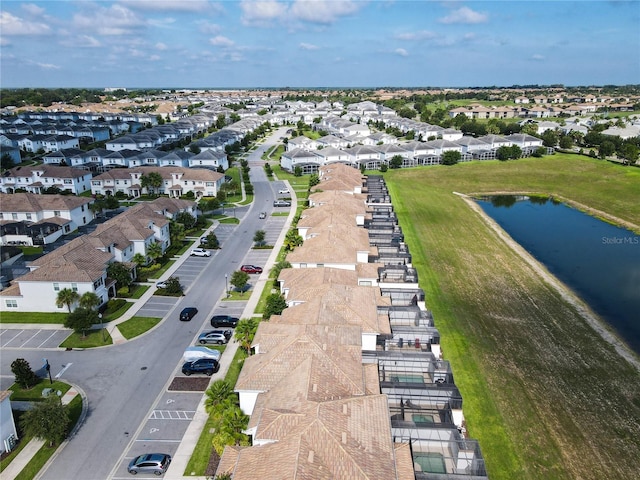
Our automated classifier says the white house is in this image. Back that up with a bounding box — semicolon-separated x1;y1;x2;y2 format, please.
0;391;18;454
0;165;92;195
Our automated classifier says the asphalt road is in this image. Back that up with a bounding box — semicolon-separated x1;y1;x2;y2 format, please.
0;127;291;480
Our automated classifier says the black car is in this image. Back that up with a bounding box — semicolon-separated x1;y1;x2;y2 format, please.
179;307;198;321
182;358;219;376
210;315;239;328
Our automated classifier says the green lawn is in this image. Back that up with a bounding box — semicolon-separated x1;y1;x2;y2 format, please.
117;316;162;339
0;312;68;324
60;329;112;348
385;155;640;480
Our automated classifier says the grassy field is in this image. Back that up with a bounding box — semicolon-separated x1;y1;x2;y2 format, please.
385;155;640;480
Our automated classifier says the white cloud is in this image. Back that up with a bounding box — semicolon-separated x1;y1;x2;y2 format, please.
197;21;221;35
210;35;235;47
300;42;319;50
73;4;145;36
395;48;409;57
27;60;61;70
240;1;288;25
290;0;361;24
21;4;46;16
156;42;169;51
118;1;216;13
396;30;437;41
149;54;161;61
0;11;52;35
439;7;488;24
532;54;545;61
59;34;101;48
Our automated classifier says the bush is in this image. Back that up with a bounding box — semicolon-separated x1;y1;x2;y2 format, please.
11;358;39;389
117;286;131;297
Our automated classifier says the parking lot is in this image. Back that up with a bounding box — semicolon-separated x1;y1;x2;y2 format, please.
0;327;71;349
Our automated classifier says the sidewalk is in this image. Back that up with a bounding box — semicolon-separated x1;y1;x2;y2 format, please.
1;387;81;480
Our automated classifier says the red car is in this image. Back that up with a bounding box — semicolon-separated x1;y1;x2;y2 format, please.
240;265;263;274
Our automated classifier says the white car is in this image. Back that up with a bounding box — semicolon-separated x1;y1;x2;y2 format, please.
190;248;211;257
278;188;290;194
156;281;168;289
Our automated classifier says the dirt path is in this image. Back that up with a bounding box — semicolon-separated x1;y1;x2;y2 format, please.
455;192;640;371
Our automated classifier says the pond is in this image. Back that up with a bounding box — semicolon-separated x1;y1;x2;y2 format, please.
476;195;640;355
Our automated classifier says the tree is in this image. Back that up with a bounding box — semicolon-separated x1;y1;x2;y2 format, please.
202;232;220;249
270;261;292;279
147;172;163;195
253;230;266;247
21;396;70;447
263;293;287;320
509;145;522;159
309;173;320;187
65;306;99;337
234;318;259;352
176;212;197;230
104;195;119;210
107;262;134;291
541;130;559;147
230;270;250;295
521;122;538;136
11;358;39;389
56;288;79;312
620;143;639;165
441;150;461;166
496;145;511;161
164;276;183;295
559;135;574;149
294;166;303;177
1;152;15;170
79;292;101;310
132;253;147;267
389;155;403;169
146;241;163;264
598;140;615;159
204;380;235;415
379;163;388;172
284;229;303;251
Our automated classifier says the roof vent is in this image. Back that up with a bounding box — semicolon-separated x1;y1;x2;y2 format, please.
308;451;314;463
312;384;317;392
342;432;347;444
342;404;348;415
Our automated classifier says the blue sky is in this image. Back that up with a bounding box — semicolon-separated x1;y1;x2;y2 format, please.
1;1;639;88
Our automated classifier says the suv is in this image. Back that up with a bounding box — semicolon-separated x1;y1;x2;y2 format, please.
210;315;239;328
240;265;263;274
190;248;211;257
273;200;291;207
127;453;171;475
182;358;219;376
179;307;198;322
197;330;230;345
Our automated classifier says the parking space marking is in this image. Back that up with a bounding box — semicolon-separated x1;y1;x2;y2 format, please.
149;410;195;420
38;330;61;348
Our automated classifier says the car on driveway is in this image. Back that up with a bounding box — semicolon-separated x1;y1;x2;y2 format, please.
127;453;171;475
273;200;291;207
182;358;219;376
259;211;267;219
179;307;198;322
210;315;239;328
197;330;230;345
240;265;263;274
278;188;290;194
190;248;211;257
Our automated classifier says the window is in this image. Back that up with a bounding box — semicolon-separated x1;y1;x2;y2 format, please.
5;300;17;308
12;213;17;220
71;283;78;292
25;213;32;220
53;283;60;291
54;211;61;217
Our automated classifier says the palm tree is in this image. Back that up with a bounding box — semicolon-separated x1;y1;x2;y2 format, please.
132;253;147;267
234;318;258;353
78;292;101;310
146;241;163;265
205;380;234;416
56;288;79;313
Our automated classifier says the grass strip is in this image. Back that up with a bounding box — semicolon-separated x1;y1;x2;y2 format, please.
117;316;162;340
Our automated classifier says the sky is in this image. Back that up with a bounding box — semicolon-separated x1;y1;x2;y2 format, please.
1;0;639;89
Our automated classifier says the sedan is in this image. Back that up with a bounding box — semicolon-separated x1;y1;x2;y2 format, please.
128;453;171;476
197;330;230;345
259;211;267;219
156;281;168;289
278;188;290;194
182;358;220;376
240;265;263;274
190;248;211;257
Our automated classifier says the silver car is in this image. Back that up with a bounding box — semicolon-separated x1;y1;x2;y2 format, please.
128;453;171;475
197;330;230;345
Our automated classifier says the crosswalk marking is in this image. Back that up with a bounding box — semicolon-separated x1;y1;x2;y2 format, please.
149;410;195;420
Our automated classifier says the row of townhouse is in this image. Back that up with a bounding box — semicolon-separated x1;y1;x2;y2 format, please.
282;133;545;173
42;146;229;172
0;164;93;195
89;166;225;198
0;197;197;312
447;102;638;120
0;193;95;247
218;163;487;479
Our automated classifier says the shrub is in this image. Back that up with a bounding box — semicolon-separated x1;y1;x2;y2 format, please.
11;358;39;389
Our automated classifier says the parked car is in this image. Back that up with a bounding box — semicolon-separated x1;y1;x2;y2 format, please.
156;281;168;289
190;248;211;257
182;358;219;376
200;237;208;244
179;307;198;322
259;211;267;219
210;315;239;328
127;453;171;475
183;346;221;362
240;265;263;274
273;200;291;207
278;188;290;194
197;330;230;345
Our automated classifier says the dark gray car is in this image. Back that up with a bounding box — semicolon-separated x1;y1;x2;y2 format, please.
128;453;171;475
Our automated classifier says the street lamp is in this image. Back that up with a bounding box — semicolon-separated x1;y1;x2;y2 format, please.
99;313;106;342
225;273;229;298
